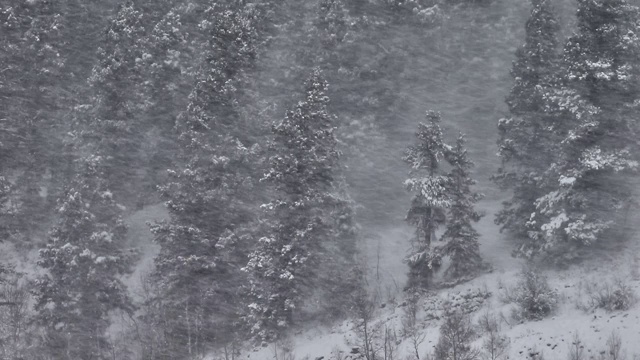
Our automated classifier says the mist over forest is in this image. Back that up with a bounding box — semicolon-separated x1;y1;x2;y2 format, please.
1;0;640;359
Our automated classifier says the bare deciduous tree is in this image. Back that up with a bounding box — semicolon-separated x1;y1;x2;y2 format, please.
402;293;426;360
479;311;509;360
434;307;479;360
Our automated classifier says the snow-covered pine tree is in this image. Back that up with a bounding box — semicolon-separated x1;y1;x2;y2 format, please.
0;0;64;241
494;0;561;244
404;111;450;289
526;0;640;259
150;2;264;356
33;4;150;357
0;0;62;164
316;0;348;49
34;155;135;360
244;68;354;340
564;0;640;106
82;1;146;203
441;133;484;280
0;177;15;243
135;4;196;207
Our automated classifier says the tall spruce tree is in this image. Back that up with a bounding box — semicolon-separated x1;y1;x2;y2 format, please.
526;0;640;259
34;155;135;360
403;111;450;288
244;68;355;340
441;133;484;279
0;0;65;242
150;2;264;356
82;1;145;203
32;3;151;358
136;3;200;206
494;0;561;246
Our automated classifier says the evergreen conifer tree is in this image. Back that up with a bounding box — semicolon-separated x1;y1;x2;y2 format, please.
33;4;149;357
316;0;348;50
403;111;450;288
494;0;561;244
441;133;484;279
244;68;355;340
526;0;640;258
149;2;264;355
0;0;64;241
82;1;146;203
137;5;193;200
34;155;135;360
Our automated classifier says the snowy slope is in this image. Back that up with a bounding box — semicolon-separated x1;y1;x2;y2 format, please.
232;251;640;360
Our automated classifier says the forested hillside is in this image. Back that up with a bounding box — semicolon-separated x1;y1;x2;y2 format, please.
1;0;639;359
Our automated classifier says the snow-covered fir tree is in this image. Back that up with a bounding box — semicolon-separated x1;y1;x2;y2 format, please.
34;155;135;360
150;2;264;356
244;68;356;340
0;0;64;241
526;0;640;260
316;0;348;49
136;4;196;206
403;111;450;288
0;177;15;243
82;1;146;203
32;4;149;358
441;133;484;279
494;0;561;245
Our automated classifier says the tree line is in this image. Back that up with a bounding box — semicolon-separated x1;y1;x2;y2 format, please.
0;0;639;358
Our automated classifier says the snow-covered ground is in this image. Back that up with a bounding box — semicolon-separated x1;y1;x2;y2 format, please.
235;247;640;360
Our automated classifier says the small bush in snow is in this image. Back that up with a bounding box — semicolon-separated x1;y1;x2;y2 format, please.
585;278;636;312
508;267;557;321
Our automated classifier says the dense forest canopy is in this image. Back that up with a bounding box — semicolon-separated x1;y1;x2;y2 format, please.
0;0;639;358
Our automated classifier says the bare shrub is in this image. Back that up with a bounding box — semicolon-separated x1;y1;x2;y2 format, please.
434;308;479;360
330;346;345;360
350;280;401;360
382;325;399;360
402;292;426;360
604;331;625;360
568;332;584;360
418;353;436;360
351;276;378;360
273;338;296;360
584;278;636;312
0;272;37;359
478;311;509;360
